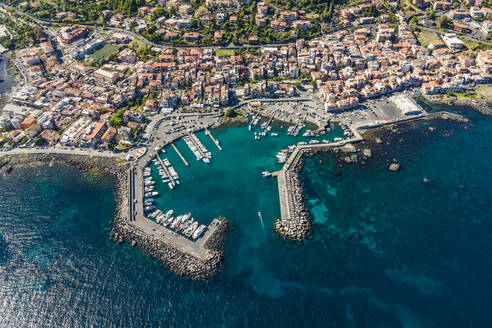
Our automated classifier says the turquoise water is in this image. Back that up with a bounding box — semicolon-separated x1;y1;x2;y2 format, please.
0;110;491;327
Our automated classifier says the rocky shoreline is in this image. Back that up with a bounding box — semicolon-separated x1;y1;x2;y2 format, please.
422;95;492;117
0;153;229;279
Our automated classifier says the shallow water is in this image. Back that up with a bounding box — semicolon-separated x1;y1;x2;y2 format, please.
0;110;491;327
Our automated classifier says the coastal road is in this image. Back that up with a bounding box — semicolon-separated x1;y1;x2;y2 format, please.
0;147;126;159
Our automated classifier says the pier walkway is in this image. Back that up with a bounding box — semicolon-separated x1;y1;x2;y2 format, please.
205;129;222;151
155;154;175;185
171;142;189;166
187;134;206;158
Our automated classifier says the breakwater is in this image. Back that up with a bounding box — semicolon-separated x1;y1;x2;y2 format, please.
0;153;230;279
113;217;230;279
273;111;467;241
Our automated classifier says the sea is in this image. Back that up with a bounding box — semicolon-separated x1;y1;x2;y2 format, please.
0;105;491;327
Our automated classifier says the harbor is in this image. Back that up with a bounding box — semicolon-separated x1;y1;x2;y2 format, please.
129;116;347;268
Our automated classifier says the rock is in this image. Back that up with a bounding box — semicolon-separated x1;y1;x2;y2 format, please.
341;143;356;153
388;163;400;172
423;177;430;184
428;127;436;132
362;149;372;157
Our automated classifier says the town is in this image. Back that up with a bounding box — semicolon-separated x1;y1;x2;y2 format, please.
0;0;491;152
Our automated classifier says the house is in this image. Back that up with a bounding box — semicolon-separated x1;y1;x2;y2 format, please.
293;20;311;30
164;31;179;41
101;127;117;143
183;32;201;41
271;20;287;31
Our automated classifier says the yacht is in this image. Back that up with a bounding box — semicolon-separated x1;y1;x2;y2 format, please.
262;171;272;177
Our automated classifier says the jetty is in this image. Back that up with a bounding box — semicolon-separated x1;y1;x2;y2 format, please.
205;128;222;151
128;167;135;222
187;133;206;158
266;113;275;128
155;154;174;185
274;126;363;240
171;142;189;166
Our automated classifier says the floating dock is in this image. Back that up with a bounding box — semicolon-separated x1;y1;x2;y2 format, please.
205;128;222;151
171;142;189;166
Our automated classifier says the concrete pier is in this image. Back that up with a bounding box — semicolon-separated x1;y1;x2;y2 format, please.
187;133;206;158
171;142;189;166
266;113;275;128
155;154;175;185
205;128;222;151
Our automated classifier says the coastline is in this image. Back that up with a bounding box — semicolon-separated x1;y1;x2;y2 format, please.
0;153;229;279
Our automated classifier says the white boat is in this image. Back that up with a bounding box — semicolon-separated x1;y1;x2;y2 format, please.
192;225;207;239
270;132;278;137
185;222;199;237
168;182;174;190
262;171;271;177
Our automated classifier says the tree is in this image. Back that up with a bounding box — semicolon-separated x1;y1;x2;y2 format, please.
438;16;452;30
225;108;237;118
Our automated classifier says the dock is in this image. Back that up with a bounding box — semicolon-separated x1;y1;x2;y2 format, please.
187;133;207;158
266;113;275;128
205;128;222;151
155;154;175;185
171;142;189;166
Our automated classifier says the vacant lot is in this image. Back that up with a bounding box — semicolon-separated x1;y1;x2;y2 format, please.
417;30;439;47
92;44;121;59
215;49;235;57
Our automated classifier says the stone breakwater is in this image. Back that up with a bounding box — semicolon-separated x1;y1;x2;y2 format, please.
112;218;230;279
274;151;312;241
0;153;230;279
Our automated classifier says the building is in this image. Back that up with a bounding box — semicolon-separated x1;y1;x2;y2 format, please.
441;34;464;49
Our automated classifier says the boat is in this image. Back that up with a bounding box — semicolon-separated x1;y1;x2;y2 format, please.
262;171;272;177
309;140;320;144
203;157;210;164
168;182;174;190
334;137;343;142
185;222;199;237
270;132;278;137
192;225;207;239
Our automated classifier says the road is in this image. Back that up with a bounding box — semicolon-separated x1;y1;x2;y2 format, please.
0;146;125;158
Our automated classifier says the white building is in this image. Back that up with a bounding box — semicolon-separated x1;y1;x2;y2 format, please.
441;34;464;50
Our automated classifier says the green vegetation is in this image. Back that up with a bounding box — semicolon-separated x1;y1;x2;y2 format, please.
437;16;452;30
462;39;492;52
224;108;239;118
446;90;481;100
92;44;121;60
215;49;235;57
417;30;439;47
0;16;46;50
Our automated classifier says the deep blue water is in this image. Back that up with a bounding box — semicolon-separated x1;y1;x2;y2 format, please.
0;107;491;327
